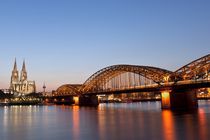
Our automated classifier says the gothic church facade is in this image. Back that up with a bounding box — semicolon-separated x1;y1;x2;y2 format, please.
10;59;36;94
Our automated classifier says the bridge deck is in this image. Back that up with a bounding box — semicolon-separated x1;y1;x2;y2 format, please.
83;80;210;95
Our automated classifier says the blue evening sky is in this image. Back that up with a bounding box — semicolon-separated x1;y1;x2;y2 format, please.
0;0;209;91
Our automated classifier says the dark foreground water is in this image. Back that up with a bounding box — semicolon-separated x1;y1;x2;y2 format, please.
0;101;210;140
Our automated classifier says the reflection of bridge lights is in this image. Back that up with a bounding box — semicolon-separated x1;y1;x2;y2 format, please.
72;105;80;111
162;110;175;140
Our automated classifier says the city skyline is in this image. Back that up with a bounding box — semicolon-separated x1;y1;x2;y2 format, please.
0;0;209;91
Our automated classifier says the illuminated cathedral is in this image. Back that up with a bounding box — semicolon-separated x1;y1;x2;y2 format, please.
10;59;36;95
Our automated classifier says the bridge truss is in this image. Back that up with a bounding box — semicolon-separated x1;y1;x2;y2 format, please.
55;54;210;96
80;65;172;93
172;54;210;81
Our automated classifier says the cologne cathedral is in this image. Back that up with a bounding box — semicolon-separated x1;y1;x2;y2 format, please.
10;59;36;95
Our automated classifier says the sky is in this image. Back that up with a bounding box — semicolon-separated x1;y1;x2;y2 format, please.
0;0;209;91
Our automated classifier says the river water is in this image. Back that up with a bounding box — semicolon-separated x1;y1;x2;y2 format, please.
0;100;210;140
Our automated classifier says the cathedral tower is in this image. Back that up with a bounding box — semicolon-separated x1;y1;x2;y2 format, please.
11;59;19;83
20;60;27;82
10;59;36;94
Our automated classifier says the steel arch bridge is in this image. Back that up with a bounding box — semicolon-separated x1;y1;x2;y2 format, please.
80;65;173;93
54;84;82;96
79;54;210;94
54;54;210;96
171;54;210;81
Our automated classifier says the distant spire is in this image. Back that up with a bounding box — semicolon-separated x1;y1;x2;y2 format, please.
13;58;17;71
20;59;27;81
43;82;46;94
11;58;19;86
22;59;26;72
43;82;46;89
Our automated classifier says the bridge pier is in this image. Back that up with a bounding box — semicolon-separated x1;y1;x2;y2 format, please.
74;95;99;106
161;89;198;110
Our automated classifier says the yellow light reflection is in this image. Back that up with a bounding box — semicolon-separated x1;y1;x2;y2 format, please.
162;110;176;140
72;105;80;139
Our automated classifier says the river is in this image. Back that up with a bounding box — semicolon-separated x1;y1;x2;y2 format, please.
0;100;210;140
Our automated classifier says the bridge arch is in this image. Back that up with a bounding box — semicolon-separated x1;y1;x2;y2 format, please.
172;54;210;81
54;84;82;96
80;65;172;93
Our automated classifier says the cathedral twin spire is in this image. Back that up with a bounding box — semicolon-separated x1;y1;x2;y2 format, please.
11;59;28;82
10;59;36;94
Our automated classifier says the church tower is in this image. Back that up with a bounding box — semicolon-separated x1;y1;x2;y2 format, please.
10;59;36;94
10;59;19;92
20;60;27;82
11;59;19;83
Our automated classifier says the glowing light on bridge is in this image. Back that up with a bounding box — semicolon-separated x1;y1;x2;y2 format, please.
162;91;170;98
164;75;170;83
73;96;79;105
161;91;171;109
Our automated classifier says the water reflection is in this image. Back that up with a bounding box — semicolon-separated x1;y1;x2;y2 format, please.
72;106;80;140
0;101;210;140
198;108;207;140
162;110;175;140
2;106;40;139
